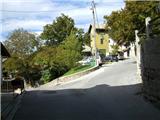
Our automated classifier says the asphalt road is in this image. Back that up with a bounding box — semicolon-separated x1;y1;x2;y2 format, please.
14;59;160;120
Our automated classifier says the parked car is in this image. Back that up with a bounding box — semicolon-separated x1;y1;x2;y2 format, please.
105;55;118;62
78;56;94;65
118;55;124;60
118;51;124;60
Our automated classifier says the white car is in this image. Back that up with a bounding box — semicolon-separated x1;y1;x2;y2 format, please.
78;57;93;65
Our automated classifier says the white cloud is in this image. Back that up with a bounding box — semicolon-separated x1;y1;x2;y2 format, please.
1;0;124;41
2;19;50;32
34;31;42;35
0;34;7;42
76;23;91;31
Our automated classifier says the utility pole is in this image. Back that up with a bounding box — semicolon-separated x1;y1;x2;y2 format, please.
91;0;97;66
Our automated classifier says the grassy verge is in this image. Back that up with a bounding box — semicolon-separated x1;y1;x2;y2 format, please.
63;64;94;76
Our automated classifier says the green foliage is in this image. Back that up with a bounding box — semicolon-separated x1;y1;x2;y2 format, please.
110;44;119;55
3;14;84;85
3;56;24;73
99;49;106;56
59;31;82;68
40;14;77;45
83;32;91;46
105;10;135;46
104;1;159;45
31;46;57;67
3;28;41;85
41;68;53;83
63;65;93;76
28;66;42;80
31;32;82;82
40;64;68;83
125;1;159;30
4;28;40;58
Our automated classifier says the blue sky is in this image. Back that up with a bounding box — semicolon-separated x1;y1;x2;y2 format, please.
0;0;125;42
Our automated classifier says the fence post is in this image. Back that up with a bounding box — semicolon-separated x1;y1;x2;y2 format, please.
145;17;151;39
129;43;136;59
135;30;142;82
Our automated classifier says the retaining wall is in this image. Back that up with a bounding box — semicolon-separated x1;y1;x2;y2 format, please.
141;37;160;101
38;66;99;89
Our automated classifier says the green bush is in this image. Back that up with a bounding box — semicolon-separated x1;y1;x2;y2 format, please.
41;69;50;83
40;68;54;83
40;65;68;83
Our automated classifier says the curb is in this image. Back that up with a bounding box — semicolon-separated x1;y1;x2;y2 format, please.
58;65;99;84
38;65;100;88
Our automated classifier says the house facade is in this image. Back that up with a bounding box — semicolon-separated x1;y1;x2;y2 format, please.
88;24;109;56
0;42;10;83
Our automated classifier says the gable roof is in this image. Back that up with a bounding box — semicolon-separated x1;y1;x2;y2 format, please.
1;42;10;58
88;24;107;33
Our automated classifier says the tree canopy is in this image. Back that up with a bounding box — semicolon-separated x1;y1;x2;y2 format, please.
40;14;77;46
83;32;91;46
4;28;40;58
31;31;82;83
104;1;159;46
3;14;85;85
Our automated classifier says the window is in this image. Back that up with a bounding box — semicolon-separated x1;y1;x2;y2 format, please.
100;34;104;44
100;38;104;44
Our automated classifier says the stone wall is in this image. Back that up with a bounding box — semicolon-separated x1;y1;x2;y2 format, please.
137;17;160;101
141;37;160;100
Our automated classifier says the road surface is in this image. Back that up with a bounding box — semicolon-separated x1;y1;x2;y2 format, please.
14;59;160;120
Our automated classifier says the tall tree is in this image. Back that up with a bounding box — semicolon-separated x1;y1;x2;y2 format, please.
58;31;82;68
3;28;40;83
105;10;134;46
125;1;159;30
40;14;77;45
4;28;40;58
104;1;159;45
31;31;82;83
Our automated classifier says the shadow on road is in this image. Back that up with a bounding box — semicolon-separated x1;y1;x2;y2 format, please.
13;83;160;120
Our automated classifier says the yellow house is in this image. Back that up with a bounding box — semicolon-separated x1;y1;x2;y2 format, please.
88;24;109;56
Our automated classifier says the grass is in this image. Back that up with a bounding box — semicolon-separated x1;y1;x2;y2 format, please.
63;64;94;76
